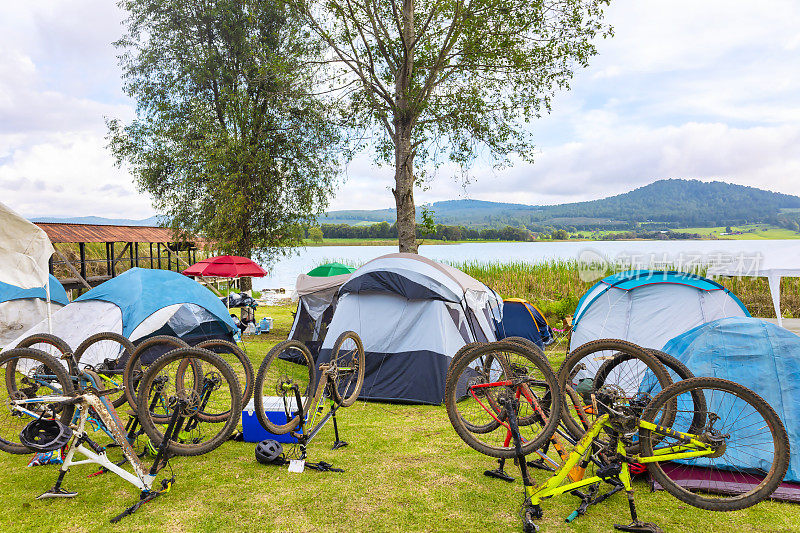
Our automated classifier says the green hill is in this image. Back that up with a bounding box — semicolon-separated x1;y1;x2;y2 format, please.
320;179;800;230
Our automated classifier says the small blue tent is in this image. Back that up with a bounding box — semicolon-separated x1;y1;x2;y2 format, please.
3;268;236;367
0;275;69;346
663;317;800;484
495;298;552;348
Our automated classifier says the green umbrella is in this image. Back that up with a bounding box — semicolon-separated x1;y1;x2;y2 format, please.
307;262;356;277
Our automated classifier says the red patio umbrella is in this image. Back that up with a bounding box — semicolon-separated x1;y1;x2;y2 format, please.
182;255;267;278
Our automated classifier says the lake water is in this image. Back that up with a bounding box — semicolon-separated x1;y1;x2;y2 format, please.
252;240;800;291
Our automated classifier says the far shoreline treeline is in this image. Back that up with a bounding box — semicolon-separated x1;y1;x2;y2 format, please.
308;222;709;243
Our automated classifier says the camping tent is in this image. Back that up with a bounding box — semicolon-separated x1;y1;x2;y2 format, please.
3;268;236;367
287;263;355;358
317;253;502;404
495;298;553;348
661;317;800;496
0;275;69;347
570;270;749;353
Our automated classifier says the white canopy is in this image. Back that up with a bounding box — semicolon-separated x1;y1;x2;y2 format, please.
0;202;54;289
708;250;800;326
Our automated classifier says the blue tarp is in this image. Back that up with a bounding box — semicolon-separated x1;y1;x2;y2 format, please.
0;274;69;306
663;317;800;482
75;268;235;337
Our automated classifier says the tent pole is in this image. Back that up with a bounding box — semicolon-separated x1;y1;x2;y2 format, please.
44;270;53;334
768;274;782;327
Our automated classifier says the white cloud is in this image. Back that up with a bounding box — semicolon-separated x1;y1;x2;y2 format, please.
1;0;800;216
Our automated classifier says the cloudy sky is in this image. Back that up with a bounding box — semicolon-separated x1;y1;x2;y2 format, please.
1;1;799;218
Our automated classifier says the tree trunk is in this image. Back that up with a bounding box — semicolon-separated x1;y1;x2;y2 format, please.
393;122;417;253
393;0;417;254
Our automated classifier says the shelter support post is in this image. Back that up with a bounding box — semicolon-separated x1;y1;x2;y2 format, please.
157;243;162;269
79;242;87;281
110;242;116;277
768;274;783;327
149;243;154;269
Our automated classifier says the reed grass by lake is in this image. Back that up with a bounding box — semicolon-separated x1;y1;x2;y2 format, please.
452;260;800;322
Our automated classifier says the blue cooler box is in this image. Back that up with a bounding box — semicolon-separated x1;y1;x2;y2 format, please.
242;396;304;443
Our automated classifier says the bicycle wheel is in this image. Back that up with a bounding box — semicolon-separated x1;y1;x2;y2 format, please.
195;339;254;409
640;377;790;511
445;340;561;459
557;339;673;442
74;332;135;408
253;340;316;435
446;342;484;380
123;335;189;411
328;331;365;407
595;348;705;438
0;348;75;454
136;347;241;456
14;333;76;373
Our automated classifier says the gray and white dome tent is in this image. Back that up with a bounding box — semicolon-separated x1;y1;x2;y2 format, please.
317;253;502;404
570;270;749;353
288;271;353;359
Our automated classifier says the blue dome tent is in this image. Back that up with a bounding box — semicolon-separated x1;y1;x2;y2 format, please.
0;275;69;347
3;268;235;367
495;298;552;349
663;317;800;482
571;270;749;354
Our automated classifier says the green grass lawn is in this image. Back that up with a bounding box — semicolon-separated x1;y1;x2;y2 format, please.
0;305;797;532
679;225;800;239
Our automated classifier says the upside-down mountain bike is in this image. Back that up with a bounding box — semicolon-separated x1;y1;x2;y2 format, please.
445;339;790;532
253;331;365;471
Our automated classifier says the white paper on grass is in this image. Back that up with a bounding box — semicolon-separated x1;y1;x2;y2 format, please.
288;459;305;473
0;202;54;289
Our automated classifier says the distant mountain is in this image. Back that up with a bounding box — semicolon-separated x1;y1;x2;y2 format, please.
319;179;800;230
32;215;165;227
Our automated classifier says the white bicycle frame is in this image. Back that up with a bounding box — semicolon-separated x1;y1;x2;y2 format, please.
12;392;155;491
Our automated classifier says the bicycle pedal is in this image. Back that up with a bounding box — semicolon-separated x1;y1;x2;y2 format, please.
484;468;515;482
37;487;78;499
614;521;664;533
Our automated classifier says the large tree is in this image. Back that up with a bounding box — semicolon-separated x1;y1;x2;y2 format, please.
108;0;341;273
296;0;611;252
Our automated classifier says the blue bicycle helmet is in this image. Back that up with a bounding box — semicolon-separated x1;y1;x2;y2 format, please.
20;419;73;452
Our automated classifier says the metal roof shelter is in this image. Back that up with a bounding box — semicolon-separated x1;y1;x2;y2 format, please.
34;222;202;293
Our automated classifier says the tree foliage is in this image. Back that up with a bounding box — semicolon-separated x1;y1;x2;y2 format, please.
296;0;611;251
108;0;341;262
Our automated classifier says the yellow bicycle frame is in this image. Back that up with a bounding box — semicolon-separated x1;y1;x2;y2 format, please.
526;414;716;504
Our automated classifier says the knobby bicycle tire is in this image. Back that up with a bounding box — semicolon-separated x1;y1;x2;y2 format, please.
74;331;135;408
445;340;561;459
195;338;255;409
639;377;790;511
123;335;189;411
328;331;365;407
0;348;75;454
557;339;673;442
136;347;241;457
253;340;317;435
